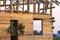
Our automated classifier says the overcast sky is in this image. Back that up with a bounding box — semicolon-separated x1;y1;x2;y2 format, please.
52;4;60;34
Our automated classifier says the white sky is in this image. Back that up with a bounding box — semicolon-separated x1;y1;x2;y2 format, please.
52;4;60;34
0;0;60;34
33;20;42;32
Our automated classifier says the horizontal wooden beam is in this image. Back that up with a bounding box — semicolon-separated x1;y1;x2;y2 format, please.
0;7;55;11
40;7;55;10
0;2;41;7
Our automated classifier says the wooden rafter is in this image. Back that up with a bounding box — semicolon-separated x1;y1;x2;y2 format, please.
40;7;55;10
33;0;36;14
38;0;40;14
0;0;56;15
16;0;19;13
27;0;30;13
50;0;52;16
23;0;24;13
3;0;6;12
0;1;1;10
10;0;13;12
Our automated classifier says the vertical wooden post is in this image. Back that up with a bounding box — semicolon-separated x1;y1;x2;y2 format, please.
38;0;40;14
16;0;19;13
23;0;24;13
50;0;52;16
10;0;13;13
42;2;44;14
27;0;30;13
3;0;6;12
50;0;53;37
0;0;1;12
13;4;14;12
33;0;36;14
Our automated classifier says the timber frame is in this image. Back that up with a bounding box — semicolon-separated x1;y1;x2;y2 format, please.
0;0;55;15
0;0;55;40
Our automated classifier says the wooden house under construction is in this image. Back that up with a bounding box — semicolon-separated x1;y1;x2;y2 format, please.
0;0;55;40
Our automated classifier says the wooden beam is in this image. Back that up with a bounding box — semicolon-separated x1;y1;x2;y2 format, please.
5;0;6;12
10;0;13;12
3;0;6;12
40;7;55;10
16;0;19;13
38;0;40;14
42;3;44;14
33;0;36;14
0;0;1;12
50;0;52;16
23;0;24;13
0;1;53;6
0;2;40;7
27;0;30;13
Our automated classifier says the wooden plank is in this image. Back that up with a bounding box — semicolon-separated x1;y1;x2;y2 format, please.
40;7;55;10
0;1;1;12
10;0;13;12
42;3;44;14
50;0;52;16
33;0;36;14
38;0;40;14
3;0;6;12
17;0;19;13
27;0;30;13
23;0;24;13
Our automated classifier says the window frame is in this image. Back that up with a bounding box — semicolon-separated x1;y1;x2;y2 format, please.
33;19;43;35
